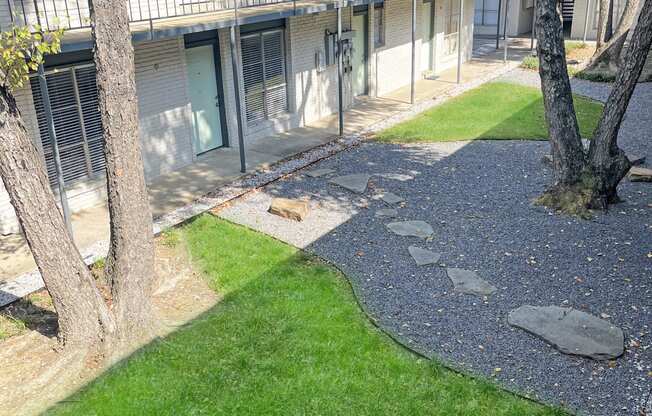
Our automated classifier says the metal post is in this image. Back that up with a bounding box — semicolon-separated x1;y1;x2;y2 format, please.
582;0;590;43
495;0;502;49
230;15;246;172
33;0;73;236
530;0;537;50
456;0;463;84
410;0;416;103
337;3;344;136
503;0;510;63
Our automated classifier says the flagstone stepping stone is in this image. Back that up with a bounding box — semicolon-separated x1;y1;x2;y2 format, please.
446;268;496;297
627;154;645;166
306;168;335;178
379;192;405;205
329;174;371;194
508;306;624;360
268;198;310;221
375;209;398;218
386;221;434;239
408;246;441;266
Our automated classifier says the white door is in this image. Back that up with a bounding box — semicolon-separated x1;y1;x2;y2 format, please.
352;14;368;97
421;1;433;72
185;44;223;154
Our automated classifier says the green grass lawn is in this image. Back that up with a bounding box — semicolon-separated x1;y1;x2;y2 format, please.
376;82;603;143
47;216;564;415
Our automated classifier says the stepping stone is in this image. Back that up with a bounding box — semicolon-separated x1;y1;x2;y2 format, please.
329;174;371;194
446;268;496;297
375;209;398;218
508;306;624;360
306;168;335;178
268;198;310;222
386;221;434;239
629;166;652;182
379;192;404;205
408;246;441;266
375;173;415;181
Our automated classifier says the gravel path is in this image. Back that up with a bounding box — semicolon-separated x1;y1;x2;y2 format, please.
219;72;651;415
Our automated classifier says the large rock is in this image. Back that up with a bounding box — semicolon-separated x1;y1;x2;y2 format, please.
629;166;652;182
408;246;441;266
268;198;310;221
508;306;624;360
446;268;496;297
386;220;434;239
329;174;371;194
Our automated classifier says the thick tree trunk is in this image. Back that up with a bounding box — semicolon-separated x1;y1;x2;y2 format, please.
0;86;115;348
89;0;156;344
587;0;652;206
596;0;611;48
587;0;640;73
535;0;586;185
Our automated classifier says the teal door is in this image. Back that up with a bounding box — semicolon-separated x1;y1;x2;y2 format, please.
185;44;223;154
352;14;368;97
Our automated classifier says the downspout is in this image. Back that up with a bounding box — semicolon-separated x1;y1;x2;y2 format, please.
337;1;344;136
230;1;246;173
410;0;416;104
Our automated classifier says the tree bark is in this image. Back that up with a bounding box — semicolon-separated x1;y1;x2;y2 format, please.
596;0;611;48
89;0;156;344
587;0;652;206
535;0;586;185
587;0;641;73
0;86;115;349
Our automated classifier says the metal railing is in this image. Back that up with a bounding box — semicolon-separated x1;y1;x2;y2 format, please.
1;0;295;32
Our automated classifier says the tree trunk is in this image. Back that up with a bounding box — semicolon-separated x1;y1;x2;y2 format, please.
89;0;156;345
587;0;641;73
596;0;611;48
587;0;652;206
0;86;115;349
535;0;586;185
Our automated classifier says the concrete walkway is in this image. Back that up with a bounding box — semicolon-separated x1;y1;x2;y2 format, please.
0;36;531;284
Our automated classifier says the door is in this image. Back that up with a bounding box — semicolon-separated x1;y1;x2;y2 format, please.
421;1;433;72
351;14;368;97
185;44;223;154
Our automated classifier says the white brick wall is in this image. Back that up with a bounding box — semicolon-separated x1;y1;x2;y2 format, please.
135;38;195;179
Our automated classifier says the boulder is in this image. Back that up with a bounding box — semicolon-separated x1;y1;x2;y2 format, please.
629;166;652;182
268;198;310;221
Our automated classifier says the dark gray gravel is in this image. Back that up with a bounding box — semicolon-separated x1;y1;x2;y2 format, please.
220;74;652;415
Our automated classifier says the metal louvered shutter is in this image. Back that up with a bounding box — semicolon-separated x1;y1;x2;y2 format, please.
241;28;287;126
29;65;105;188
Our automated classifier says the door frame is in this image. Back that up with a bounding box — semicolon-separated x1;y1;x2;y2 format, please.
184;31;229;149
352;6;369;96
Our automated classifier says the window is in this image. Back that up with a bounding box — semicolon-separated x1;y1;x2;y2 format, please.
374;3;385;48
30;65;105;188
241;28;288;125
444;0;460;56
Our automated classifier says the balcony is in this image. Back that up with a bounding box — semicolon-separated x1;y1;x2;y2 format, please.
1;0;342;49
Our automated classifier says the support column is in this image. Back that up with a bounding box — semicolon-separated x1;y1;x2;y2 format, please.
503;0;510;63
410;0;416;104
530;0;537;50
36;65;73;236
337;3;344;136
496;0;503;49
230;24;247;173
456;0;464;84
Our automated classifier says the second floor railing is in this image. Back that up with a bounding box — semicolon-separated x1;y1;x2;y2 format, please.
1;0;296;32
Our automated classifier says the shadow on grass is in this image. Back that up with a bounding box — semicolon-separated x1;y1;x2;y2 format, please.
45;216;563;416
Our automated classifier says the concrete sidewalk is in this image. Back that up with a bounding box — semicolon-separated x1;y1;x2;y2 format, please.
0;37;531;284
